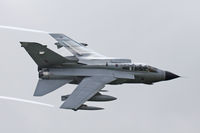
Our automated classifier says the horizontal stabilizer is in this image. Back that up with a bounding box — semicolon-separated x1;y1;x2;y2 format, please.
34;79;71;96
21;42;68;68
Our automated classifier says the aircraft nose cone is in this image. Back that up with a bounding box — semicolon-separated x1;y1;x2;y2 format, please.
165;71;180;80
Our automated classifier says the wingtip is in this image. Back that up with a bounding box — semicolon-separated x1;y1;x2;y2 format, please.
49;33;67;39
49;33;62;36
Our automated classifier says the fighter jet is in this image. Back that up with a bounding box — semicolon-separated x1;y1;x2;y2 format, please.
20;33;179;111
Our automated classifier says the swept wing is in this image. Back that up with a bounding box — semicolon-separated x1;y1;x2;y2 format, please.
49;33;132;64
49;33;105;58
60;76;116;110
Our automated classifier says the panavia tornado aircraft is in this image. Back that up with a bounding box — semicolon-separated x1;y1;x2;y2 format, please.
20;33;180;111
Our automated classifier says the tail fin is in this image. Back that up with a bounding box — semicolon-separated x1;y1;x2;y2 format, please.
20;42;67;68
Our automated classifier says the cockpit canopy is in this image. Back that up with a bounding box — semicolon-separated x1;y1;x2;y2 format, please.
122;64;157;72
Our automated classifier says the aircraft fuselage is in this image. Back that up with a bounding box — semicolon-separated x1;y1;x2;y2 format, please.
39;63;177;85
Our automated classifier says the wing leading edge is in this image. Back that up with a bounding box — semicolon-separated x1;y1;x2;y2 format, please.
49;33;105;58
49;33;132;65
60;76;116;110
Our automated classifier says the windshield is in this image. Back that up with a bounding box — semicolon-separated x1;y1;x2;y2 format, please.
135;65;157;72
122;64;157;72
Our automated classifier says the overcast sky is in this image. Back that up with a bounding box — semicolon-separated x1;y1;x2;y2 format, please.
0;0;199;133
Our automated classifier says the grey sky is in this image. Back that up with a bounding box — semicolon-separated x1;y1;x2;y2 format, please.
0;0;199;133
